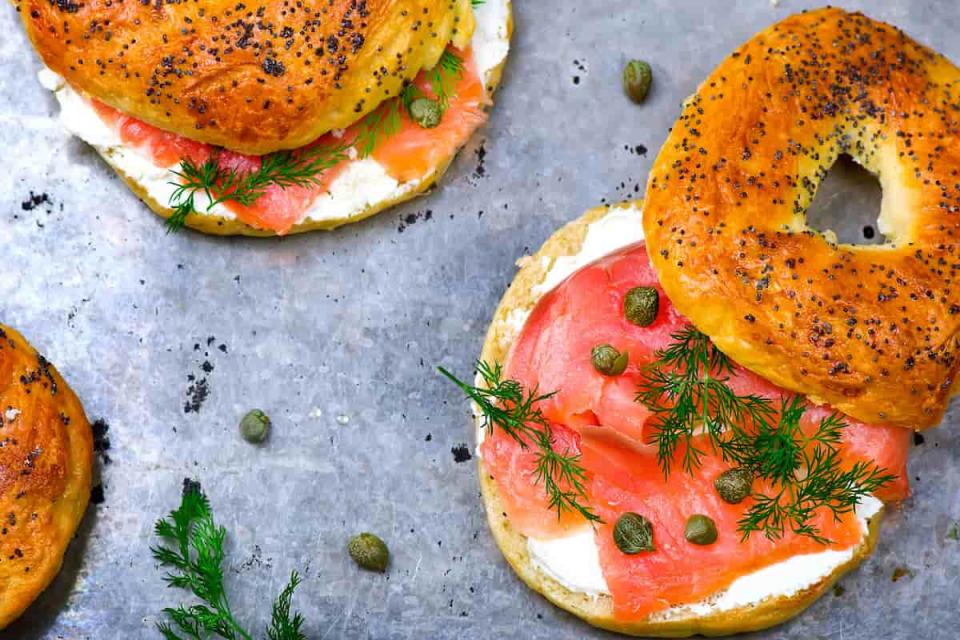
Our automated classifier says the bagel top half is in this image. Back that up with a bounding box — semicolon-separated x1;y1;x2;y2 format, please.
15;0;475;155
643;7;960;429
0;325;93;629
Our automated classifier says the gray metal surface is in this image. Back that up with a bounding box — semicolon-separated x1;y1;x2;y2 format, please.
1;1;957;638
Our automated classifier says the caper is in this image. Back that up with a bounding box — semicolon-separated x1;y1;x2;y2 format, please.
623;60;653;104
409;98;442;129
348;532;390;572
239;409;270;443
623;286;659;326
613;512;655;554
684;514;718;545
714;467;754;504
591;344;629;376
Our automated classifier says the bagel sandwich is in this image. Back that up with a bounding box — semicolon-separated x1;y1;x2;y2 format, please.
454;201;908;636
0;325;93;629
15;0;512;235
438;8;947;635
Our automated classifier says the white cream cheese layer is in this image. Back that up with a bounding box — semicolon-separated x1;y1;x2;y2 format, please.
481;202;882;614
38;0;511;226
532;203;647;296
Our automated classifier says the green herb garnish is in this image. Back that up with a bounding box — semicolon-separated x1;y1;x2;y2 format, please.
635;325;773;475
439;361;601;524
166;144;347;232
636;326;896;543
152;479;306;640
166;51;466;232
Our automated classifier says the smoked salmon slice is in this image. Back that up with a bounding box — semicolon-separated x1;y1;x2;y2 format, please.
481;242;910;620
87;48;487;234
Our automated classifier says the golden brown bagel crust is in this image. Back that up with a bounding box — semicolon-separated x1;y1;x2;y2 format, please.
15;0;474;155
0;325;92;629
477;203;884;637
643;8;960;429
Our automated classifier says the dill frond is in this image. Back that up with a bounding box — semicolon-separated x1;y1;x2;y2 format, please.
166;144;346;233
439;362;602;523
152;480;307;639
636;325;895;543
636;325;774;475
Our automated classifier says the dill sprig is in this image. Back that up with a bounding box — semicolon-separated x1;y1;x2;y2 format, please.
166;143;347;233
736;397;896;543
165;50;466;232
636;326;896;543
352;99;405;160
635;326;774;475
439;361;602;524
428;50;466;110
152;479;307;640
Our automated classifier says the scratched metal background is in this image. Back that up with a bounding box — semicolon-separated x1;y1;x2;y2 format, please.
1;0;958;638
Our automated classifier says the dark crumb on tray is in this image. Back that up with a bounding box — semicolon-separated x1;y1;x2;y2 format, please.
891;566;912;582
452;444;472;463
184;375;210;413
474;141;487;179
92;418;112;465
398;209;433;233
21;191;51;211
183;338;227;413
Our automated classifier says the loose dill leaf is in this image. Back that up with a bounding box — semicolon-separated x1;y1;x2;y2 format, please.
152;480;307;640
636;325;895;543
439;362;602;523
471;0;485;7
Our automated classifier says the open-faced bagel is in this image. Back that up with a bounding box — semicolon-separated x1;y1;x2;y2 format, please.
0;325;92;629
16;0;475;155
643;7;960;429
476;203;884;637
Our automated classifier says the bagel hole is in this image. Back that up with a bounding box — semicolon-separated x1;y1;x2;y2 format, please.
805;154;885;245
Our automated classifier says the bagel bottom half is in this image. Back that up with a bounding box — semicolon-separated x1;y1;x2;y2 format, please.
474;202;883;637
0;325;92;629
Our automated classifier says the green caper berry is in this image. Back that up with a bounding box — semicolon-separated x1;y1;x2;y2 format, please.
239;409;270;443
348;532;390;572
714;467;754;504
409;98;442;129
613;512;655;554
623;60;653;104
623;286;659;326
684;514;718;545
591;344;629;376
